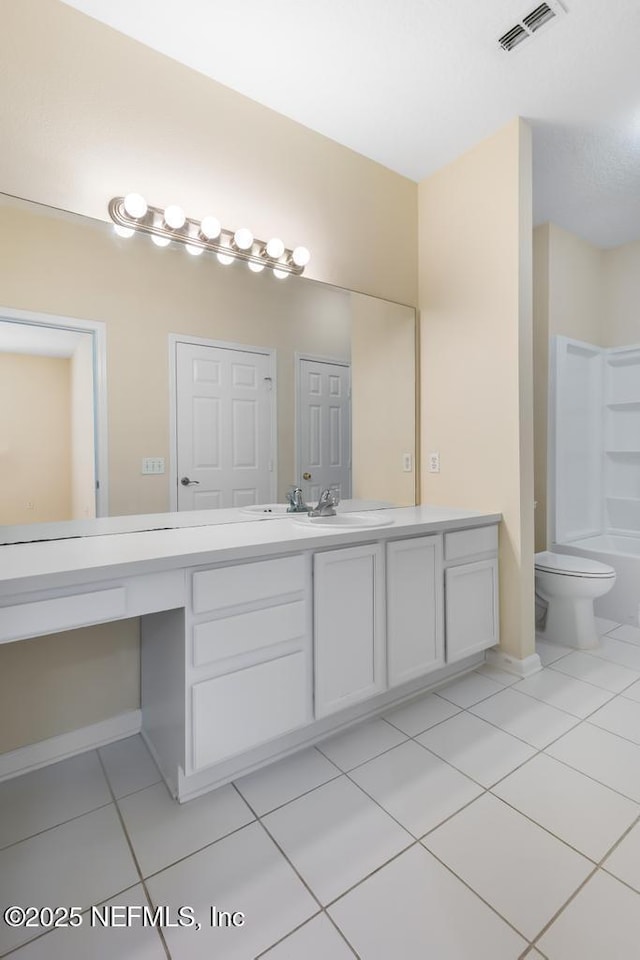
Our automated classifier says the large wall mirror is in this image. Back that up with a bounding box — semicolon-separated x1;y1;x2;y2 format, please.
0;194;416;543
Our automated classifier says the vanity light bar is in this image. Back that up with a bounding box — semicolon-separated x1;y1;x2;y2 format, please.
108;196;310;277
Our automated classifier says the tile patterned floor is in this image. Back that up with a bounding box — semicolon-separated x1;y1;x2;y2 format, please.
2;618;640;958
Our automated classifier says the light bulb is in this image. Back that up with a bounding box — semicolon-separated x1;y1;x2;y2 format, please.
114;224;134;239
265;237;285;259
200;216;221;240
123;193;147;219
164;205;186;230
185;244;204;256
151;234;171;247
248;261;265;273
292;246;311;268
217;252;235;265
234;227;254;250
273;267;289;280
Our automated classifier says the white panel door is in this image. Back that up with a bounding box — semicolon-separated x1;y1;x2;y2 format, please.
387;535;444;686
297;358;351;505
176;342;274;510
314;543;385;718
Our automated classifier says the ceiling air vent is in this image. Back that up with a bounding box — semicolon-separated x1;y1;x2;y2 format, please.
523;3;557;33
498;24;529;52
498;0;566;52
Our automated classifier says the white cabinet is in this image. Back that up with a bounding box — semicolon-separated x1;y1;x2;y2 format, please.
139;521;500;800
386;535;444;686
445;557;499;662
314;543;385;718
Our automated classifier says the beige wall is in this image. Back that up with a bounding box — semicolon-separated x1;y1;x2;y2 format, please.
603;240;640;347
0;353;72;524
0;0;418;306
351;294;416;505
419;119;535;661
533;223;604;550
0;620;139;753
0;0;418;750
533;228;640;549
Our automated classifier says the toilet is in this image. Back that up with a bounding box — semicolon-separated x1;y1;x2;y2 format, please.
534;551;616;649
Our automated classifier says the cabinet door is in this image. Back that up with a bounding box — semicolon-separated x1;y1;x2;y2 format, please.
314;543;385;718
445;558;499;662
191;651;308;770
387;536;444;687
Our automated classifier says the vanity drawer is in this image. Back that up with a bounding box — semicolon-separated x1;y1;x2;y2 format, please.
0;587;127;643
192;555;305;614
444;525;498;562
192;600;306;667
191;651;308;769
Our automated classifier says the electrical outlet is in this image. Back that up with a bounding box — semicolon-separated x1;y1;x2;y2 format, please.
402;453;412;472
142;458;165;475
428;451;440;473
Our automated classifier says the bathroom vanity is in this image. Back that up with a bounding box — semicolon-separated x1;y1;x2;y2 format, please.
0;506;500;801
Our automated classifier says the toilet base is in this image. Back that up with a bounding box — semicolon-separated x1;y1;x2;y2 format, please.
540;595;599;649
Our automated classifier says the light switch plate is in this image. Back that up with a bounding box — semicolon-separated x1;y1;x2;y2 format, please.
142;457;165;475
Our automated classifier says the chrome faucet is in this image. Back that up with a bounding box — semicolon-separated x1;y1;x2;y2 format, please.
285;486;310;513
309;488;340;517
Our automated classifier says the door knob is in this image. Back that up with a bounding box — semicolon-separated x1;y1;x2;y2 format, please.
302;472;312;480
180;476;200;486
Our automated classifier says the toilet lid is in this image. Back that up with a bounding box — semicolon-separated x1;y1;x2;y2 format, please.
535;551;616;579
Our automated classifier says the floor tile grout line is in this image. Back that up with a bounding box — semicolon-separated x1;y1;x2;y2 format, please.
0;880;147;960
514;796;640;951
539;742;640;807
257;732;582;949
380;704;462;740
525;862;601;952
584;715;640;750
0;796;115;854
414;842;535;946
133;817;257;884
230;781;364;960
546;660;640;695
314;733;410;776
503;678;617;721
96;750;173;960
592;810;640;872
410;701;640;857
234;769;344;819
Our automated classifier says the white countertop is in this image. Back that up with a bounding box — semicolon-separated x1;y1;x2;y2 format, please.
0;505;501;597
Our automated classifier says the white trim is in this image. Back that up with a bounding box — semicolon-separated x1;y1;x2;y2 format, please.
484;648;542;677
0;306;109;517
168;334;278;511
294;352;351;494
0;709;141;782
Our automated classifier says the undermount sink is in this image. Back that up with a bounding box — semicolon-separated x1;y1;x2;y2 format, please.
241;504;289;516
293;512;395;530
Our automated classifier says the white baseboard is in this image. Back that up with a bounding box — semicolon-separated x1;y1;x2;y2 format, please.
485;648;542;678
0;710;142;782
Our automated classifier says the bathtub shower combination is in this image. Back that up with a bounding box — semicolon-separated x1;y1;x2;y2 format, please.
547;336;640;628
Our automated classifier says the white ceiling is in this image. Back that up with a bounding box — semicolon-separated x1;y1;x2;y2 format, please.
0;321;88;358
61;0;640;247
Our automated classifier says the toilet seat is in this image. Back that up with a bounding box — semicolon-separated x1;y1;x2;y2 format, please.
534;551;615;579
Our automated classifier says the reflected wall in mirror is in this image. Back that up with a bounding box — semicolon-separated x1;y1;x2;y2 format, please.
0;194;416;540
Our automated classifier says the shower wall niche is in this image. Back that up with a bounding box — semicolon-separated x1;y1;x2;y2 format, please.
551;336;640;544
